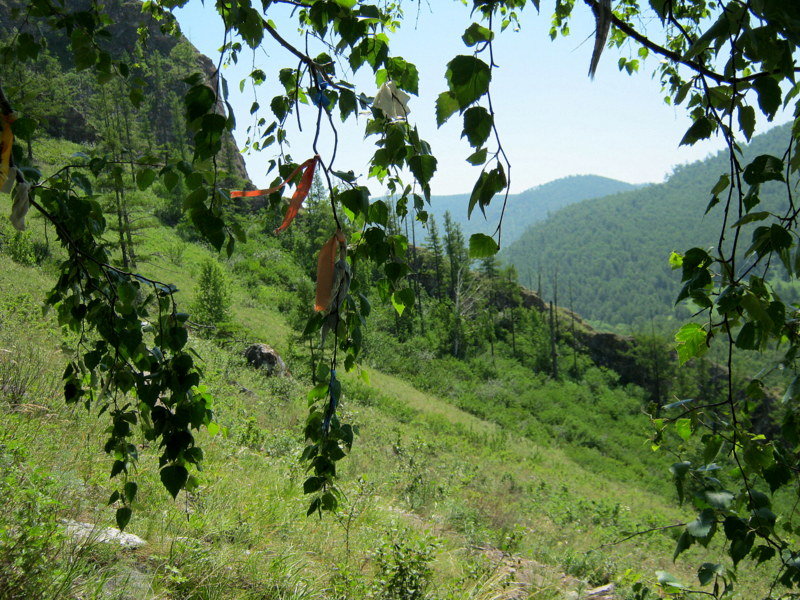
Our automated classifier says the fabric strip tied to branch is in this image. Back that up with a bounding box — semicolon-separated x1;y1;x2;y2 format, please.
0;113;15;191
230;155;319;233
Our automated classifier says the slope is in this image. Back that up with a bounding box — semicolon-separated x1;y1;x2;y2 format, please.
0;187;698;599
501;122;795;327
426;175;638;246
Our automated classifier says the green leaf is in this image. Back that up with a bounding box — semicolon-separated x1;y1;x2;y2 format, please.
304;476;325;494
684;10;731;59
11;116;36;140
321;491;338;511
462;23;494;47
124;481;138;503
445;55;491;109
732;211;770;227
656;571;685;592
735;322;758;349
675;418;692;441
306;497;321;517
116;507;132;531
136;168;156;191
435;91;459;126
730;532;755;566
160;465;189;499
738;105;756;140
468;166;506;218
469;233;499;258
743;155;785;185
462;106;492;148
339;88;357;120
385;57;419;95
675;323;707;365
390;288;415;316
184;84;216;122
680;117;715;146
673;530;693;560
753;76;782;119
191;206;226;251
741;292;774;330
466;148;488;165
339;187;370;218
784;376;800;404
408;154;437;187
752;545;776;565
704;490;734;510
710;173;730;196
369;200;389;226
698;563;724;586
670;461;691;504
687;508;716;540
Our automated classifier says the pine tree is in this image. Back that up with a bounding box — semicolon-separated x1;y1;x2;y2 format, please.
425;215;444;299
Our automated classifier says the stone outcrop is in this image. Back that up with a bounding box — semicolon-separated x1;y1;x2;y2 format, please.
61;519;146;549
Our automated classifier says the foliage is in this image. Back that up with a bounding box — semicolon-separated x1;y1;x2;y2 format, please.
0;246;694;599
0;443;64;600
2;0;800;596
371;529;438;600
192;257;233;324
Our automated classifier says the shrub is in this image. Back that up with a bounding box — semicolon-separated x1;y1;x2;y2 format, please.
372;529;438;600
191;258;232;324
0;444;64;600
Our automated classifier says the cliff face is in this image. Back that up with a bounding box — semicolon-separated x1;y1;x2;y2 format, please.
1;0;250;183
519;288;650;386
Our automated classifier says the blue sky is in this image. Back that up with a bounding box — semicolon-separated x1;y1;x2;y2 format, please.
175;1;787;196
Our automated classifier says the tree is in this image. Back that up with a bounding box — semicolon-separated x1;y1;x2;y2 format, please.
424;215;444;299
2;2;800;594
192;258;233;324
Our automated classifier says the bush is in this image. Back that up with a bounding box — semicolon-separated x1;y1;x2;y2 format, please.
372;529;438;600
191;258;233;324
0;444;64;599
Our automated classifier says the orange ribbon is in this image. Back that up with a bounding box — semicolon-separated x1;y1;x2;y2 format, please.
0;114;16;190
315;229;347;313
230;155;319;234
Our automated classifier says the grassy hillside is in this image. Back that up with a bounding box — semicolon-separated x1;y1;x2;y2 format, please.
0;5;785;597
9;131;786;597
502;123;795;328
0;189;697;600
425;175;637;247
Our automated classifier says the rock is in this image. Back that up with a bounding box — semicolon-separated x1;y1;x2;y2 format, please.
102;566;153;600
244;343;289;376
61;519;146;549
584;583;615;599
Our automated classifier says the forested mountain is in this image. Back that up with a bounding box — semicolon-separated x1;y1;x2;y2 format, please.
502;122;796;327
426;174;637;246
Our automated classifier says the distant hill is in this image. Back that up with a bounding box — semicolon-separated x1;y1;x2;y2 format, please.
502;123;795;328
427;174;638;246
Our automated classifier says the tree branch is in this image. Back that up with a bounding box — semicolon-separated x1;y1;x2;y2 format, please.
582;0;800;85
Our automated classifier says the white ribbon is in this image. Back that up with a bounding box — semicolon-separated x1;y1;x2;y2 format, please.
373;81;411;120
10;180;30;231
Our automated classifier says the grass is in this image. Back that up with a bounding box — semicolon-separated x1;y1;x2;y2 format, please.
0;142;778;598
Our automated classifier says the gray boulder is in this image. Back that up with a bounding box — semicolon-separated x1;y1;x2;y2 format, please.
244;343;289;376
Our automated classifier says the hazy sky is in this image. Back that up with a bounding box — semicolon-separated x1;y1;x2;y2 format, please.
175;1;787;196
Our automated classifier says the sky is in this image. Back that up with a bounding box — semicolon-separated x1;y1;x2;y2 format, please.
174;1;788;196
